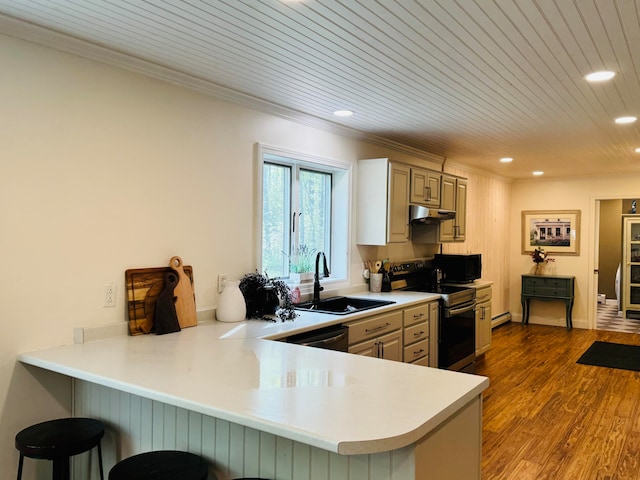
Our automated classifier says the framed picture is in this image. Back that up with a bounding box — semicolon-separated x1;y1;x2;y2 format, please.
521;210;580;255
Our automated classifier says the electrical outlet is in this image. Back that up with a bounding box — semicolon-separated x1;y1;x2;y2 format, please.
103;283;116;307
218;274;227;293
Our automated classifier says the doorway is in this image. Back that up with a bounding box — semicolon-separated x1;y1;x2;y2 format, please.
596;198;640;333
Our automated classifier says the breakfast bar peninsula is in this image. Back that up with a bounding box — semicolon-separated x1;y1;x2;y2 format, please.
19;300;488;480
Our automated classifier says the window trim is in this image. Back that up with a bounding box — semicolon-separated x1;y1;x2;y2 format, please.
255;143;352;293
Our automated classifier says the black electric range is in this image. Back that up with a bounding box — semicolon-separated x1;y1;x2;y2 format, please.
388;260;475;308
388;259;477;372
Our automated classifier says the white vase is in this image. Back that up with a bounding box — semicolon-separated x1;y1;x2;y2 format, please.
216;280;246;323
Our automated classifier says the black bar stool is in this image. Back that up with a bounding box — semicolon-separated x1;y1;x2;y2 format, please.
108;450;209;480
15;417;105;480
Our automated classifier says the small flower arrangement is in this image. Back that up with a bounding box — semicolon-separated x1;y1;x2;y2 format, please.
530;247;554;274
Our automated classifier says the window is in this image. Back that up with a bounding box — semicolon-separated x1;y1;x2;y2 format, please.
257;144;350;287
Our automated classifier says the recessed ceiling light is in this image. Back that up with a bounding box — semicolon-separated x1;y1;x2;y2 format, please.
334;110;353;117
615;116;637;124
585;71;616;82
532;171;544;176
499;157;513;163
635;148;640;153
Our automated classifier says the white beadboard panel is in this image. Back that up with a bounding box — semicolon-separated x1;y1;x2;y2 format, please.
1;1;640;179
442;164;512;321
73;379;423;480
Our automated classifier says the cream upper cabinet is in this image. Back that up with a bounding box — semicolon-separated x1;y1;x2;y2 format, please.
440;175;467;242
410;168;441;207
357;159;409;245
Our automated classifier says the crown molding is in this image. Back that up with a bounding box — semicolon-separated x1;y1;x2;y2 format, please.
0;13;450;164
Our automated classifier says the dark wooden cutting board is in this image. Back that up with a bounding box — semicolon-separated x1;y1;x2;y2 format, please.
125;265;195;336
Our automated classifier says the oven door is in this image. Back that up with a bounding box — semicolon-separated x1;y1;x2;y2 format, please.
438;301;476;372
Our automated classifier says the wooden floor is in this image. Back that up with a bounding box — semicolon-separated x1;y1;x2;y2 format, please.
476;322;640;480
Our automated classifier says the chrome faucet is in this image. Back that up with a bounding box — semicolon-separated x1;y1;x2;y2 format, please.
312;251;330;308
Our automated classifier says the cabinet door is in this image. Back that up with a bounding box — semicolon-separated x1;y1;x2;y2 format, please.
440;176;467;242
378;330;402;362
475;300;492;355
387;163;410;243
439;175;456;241
348;331;402;362
410;168;440;206
428;301;439;368
348;338;378;357
454;178;467;240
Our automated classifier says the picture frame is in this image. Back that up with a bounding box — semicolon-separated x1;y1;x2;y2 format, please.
521;210;580;255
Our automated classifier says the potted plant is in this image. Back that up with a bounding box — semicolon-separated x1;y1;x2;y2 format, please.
286;244;316;284
238;271;297;322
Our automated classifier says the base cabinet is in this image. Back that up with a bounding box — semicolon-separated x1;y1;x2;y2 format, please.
347;310;403;360
475;285;492;356
347;301;439;366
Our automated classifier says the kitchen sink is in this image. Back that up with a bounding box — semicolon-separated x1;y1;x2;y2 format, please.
294;296;396;315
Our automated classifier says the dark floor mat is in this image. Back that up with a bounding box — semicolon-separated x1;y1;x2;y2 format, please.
577;341;640;372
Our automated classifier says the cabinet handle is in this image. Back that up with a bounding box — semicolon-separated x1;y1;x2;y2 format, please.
424;186;432;202
413;348;425;357
413;312;425;319
365;322;391;334
414;331;425;337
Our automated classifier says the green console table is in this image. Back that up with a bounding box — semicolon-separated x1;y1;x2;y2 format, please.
521;274;575;330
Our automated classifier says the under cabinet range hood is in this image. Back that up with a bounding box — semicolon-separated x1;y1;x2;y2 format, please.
409;204;456;224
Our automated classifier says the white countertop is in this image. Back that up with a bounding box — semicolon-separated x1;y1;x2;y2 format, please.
18;290;489;455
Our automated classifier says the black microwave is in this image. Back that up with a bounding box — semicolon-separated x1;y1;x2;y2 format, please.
434;254;482;283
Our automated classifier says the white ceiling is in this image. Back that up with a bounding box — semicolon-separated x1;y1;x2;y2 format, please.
1;0;639;179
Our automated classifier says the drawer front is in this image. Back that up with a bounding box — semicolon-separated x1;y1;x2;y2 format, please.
410;354;430;367
404;338;428;363
403;321;429;345
404;303;430;327
523;276;546;289
475;286;492;303
346;310;403;345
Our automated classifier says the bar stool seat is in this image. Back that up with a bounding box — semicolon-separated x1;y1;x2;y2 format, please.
108;450;208;480
15;417;105;480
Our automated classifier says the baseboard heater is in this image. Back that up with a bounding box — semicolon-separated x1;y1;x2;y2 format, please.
491;312;511;329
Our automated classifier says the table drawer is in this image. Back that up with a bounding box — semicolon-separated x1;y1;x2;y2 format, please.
404;338;428;363
526;287;570;297
404;321;429;345
523;277;571;296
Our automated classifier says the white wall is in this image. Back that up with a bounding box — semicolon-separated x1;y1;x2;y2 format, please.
0;33;457;478
510;174;640;329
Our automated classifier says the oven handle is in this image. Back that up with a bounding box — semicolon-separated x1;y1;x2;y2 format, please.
447;302;476;316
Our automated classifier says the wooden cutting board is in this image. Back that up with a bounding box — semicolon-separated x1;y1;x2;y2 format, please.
125;263;195;336
169;256;198;329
